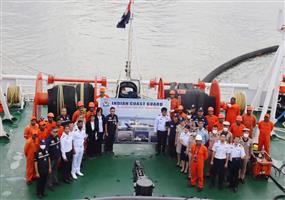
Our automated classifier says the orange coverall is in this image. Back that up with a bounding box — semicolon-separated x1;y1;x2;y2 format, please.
242;114;256;138
24;137;39;182
190;144;208;189
24;124;39;139
179;112;188;120
206;115;218;132
37;129;49;141
72;110;81;123
46;121;56;135
258;120;273;154
223;104;240;125
230;123;246;137
170;98;179;118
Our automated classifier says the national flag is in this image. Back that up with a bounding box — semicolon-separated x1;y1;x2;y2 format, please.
116;0;132;28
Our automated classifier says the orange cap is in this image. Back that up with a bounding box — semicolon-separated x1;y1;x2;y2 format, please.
100;87;106;93
31;116;37;120
208;107;214;111
218;113;225;119
48;113;54;118
265;113;270;118
77;101;84;107
39;121;46;126
236;115;242;121
246;105;253;111
169;90;175;95
88;102;95;108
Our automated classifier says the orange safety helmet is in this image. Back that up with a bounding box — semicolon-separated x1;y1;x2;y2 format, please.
88;102;95;108
77;101;84;107
47;112;54;118
100;87;106;93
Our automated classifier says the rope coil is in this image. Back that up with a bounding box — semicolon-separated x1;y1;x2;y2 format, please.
7;85;21;106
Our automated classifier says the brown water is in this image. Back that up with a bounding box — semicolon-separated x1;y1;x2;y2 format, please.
2;0;283;82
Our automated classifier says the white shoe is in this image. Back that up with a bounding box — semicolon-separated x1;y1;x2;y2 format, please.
71;173;78;179
76;171;84;176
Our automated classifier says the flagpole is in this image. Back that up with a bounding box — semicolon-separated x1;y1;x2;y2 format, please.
126;0;133;80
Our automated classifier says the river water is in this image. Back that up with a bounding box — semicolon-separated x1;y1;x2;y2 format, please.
2;0;284;83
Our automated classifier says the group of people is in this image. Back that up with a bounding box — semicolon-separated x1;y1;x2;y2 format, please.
24;88;118;199
24;87;274;197
154;91;274;192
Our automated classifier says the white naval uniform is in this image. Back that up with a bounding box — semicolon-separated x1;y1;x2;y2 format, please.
71;128;87;175
60;132;73;160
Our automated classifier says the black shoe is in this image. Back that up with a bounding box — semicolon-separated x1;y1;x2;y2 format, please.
241;179;245;184
48;186;54;191
68;177;73;182
233;187;238;193
155;153;160;156
198;188;203;192
42;193;48;197
37;194;43;199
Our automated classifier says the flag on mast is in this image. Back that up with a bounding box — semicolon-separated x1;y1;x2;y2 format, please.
116;0;132;28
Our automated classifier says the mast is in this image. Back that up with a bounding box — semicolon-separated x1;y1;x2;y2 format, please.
125;0;133;80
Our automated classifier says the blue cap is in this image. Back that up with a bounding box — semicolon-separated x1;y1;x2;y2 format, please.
198;107;203;112
180;118;186;122
191;104;196;108
40;140;46;145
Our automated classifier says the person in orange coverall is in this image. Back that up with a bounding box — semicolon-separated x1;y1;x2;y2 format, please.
85;102;96;122
169;90;179;118
230;116;246;137
258;114;274;154
37;121;49;141
223;97;240;125
177;105;187;120
46;112;56;135
95;87;110;107
242;105;256;138
72;101;85;123
190;134;208;191
24;116;39;139
24;133;39;184
214;113;225;132
206;107;218;132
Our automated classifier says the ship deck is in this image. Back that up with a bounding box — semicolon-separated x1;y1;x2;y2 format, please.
0;103;285;199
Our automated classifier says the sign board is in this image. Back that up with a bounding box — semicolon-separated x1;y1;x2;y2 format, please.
99;98;170;143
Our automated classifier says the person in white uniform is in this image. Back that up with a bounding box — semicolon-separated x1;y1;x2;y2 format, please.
60;125;74;183
71;120;87;179
228;136;245;192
